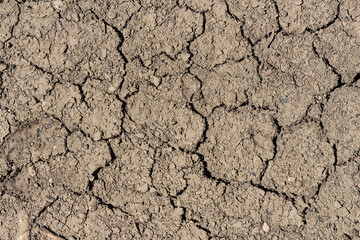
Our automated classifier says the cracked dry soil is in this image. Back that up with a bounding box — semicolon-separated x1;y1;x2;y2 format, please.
0;0;360;239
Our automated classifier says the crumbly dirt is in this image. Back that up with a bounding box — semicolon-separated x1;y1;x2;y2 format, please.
0;0;359;239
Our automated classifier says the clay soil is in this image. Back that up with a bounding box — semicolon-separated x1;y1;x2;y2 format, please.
1;0;360;239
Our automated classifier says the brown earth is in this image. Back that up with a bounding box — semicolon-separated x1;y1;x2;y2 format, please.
0;0;360;239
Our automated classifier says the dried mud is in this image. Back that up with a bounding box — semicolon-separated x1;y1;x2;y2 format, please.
0;0;360;239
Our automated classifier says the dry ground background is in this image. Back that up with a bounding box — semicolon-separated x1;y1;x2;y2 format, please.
0;0;360;239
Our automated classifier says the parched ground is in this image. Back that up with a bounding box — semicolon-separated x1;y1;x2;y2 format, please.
0;0;360;239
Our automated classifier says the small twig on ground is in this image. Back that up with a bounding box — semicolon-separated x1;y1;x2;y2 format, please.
37;226;66;240
17;210;30;240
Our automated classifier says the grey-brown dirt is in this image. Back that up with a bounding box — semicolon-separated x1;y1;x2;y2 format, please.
0;0;360;239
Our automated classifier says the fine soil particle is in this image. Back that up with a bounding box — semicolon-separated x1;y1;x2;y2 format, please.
1;0;360;239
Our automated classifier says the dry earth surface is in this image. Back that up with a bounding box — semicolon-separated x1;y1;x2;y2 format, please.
0;0;360;239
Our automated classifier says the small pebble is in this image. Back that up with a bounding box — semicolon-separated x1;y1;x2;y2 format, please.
28;166;36;177
264;69;272;77
288;192;295;198
0;64;6;72
280;63;289;72
77;133;84;139
332;96;340;103
46;195;55;200
108;82;120;94
165;45;174;54
280;11;288;17
129;86;138;93
191;154;199;161
180;52;190;62
144;59;152;66
1;100;7;109
251;1;259;7
41;101;51;110
168;16;174;23
135;183;149;193
280;98;288;104
88;197;98;211
334;201;342;209
36;128;41;138
262;222;270;232
52;0;64;10
288;177;296;182
10;64;16;69
150;75;161;87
